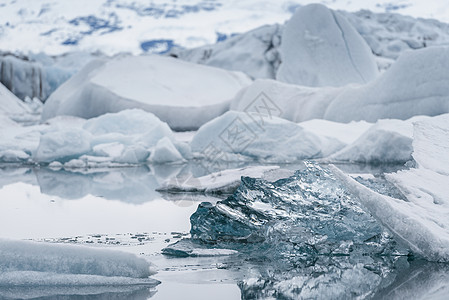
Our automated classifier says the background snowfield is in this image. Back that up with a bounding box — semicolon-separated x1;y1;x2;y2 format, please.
0;0;448;55
0;0;449;299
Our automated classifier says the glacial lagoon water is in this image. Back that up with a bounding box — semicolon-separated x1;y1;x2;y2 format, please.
0;161;448;299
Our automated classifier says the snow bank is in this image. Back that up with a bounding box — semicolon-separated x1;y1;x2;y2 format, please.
233;46;449;123
0;238;156;282
332;114;449;262
42;55;252;130
276;4;378;87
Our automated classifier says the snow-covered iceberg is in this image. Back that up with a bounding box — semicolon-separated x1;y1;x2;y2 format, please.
0;238;158;286
42;55;252;130
233;46;449;123
276;4;378;87
190;111;337;162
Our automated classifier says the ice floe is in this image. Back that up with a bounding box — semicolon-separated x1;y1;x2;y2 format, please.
0;238;158;286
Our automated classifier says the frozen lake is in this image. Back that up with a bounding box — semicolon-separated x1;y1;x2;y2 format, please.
0;162;448;299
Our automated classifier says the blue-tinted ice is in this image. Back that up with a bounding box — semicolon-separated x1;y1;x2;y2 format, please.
164;162;412;298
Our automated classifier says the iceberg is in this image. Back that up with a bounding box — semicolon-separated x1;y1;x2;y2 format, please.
190;111;335;162
41;55;252;130
32;109;186;165
165;162;407;261
0;238;158;285
0;109;188;165
324;47;449;122
276;4;379;87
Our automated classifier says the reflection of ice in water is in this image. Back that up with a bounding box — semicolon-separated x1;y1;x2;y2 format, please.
0;164;203;239
0;286;157;300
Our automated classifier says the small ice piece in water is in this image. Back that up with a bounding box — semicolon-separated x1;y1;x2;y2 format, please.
162;239;238;257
